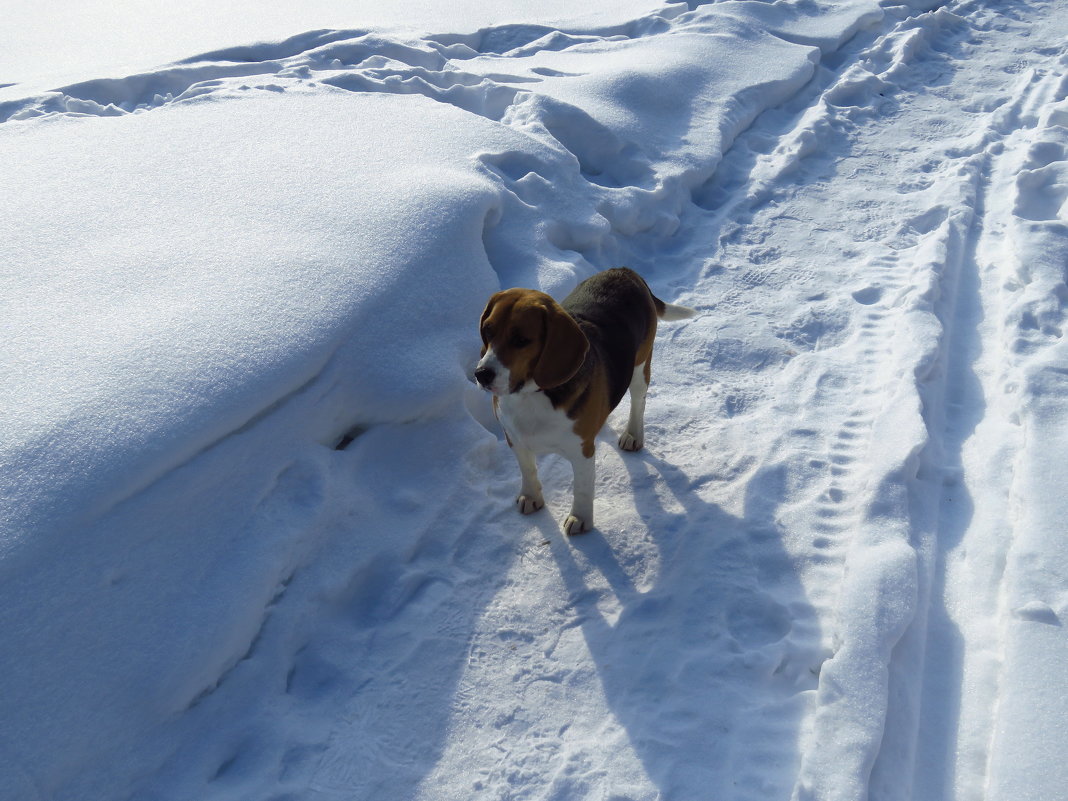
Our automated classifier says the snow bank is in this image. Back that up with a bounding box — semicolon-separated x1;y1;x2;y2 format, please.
1;91;517;541
0;90;518;797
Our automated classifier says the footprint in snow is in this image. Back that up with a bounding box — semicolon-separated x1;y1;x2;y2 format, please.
1013;600;1060;626
726;590;791;648
851;285;883;305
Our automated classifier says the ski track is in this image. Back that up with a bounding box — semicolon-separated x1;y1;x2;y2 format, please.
6;0;1067;798
718;1;1068;798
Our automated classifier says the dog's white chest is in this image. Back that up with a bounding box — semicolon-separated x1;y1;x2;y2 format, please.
496;391;577;456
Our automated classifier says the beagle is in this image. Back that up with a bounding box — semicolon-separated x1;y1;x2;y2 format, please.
475;268;694;535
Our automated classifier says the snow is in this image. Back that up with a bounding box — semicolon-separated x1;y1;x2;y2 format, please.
2;0;1067;799
0;0;669;96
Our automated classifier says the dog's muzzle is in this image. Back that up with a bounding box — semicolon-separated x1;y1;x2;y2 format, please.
474;366;496;390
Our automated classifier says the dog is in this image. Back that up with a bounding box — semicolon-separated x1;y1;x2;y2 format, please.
474;268;695;534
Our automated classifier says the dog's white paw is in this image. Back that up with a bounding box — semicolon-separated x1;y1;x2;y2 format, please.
563;514;591;536
618;431;643;452
516;494;545;515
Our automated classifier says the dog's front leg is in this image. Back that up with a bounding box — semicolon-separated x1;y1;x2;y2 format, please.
563;451;595;535
511;443;545;514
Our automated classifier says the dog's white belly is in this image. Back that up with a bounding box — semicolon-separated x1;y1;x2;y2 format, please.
497;391;578;456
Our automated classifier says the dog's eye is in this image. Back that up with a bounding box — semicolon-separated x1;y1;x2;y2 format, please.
481;325;493;341
510;333;531;349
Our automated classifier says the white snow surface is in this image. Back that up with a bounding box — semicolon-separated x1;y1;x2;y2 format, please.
2;0;1067;799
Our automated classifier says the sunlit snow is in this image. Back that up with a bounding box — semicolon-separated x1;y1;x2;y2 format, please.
2;1;1067;799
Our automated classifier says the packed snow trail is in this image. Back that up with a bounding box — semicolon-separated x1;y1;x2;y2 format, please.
2;0;1067;799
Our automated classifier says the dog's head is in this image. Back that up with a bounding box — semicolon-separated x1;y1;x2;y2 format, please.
474;288;589;395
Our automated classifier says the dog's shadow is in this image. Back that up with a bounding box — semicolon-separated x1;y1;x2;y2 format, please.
538;439;818;797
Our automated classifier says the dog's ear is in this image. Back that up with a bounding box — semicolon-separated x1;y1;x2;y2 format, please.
480;292;504;345
534;301;588;389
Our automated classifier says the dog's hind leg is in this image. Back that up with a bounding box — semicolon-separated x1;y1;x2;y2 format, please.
619;360;650;452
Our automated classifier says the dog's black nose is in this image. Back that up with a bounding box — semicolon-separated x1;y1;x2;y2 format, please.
474;366;496;388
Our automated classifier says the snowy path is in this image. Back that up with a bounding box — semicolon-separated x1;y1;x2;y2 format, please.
293;1;1067;797
3;1;1067;799
429;1;1068;797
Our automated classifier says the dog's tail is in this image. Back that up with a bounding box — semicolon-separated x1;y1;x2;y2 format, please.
653;295;697;321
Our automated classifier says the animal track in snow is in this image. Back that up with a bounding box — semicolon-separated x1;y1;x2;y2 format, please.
851;285;883;305
727;592;791;647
